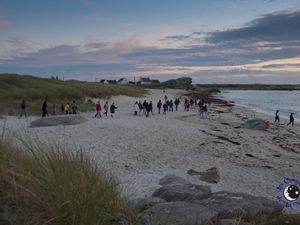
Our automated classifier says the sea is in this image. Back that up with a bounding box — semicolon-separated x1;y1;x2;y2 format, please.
218;90;300;120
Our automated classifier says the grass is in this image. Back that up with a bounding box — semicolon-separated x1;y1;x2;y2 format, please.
0;132;136;225
0;73;150;115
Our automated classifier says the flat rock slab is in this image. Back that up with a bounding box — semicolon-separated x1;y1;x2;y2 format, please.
242;119;269;130
152;184;211;202
30;115;88;127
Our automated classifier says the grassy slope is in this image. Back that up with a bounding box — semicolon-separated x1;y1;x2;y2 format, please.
0;74;148;115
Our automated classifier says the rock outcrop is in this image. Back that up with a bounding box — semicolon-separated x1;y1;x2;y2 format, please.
136;175;283;225
162;77;192;89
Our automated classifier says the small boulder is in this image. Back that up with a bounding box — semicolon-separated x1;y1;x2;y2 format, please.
242;119;269;130
199;167;220;183
188;167;220;183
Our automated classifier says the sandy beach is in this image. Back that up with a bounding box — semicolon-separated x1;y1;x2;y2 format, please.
1;89;300;207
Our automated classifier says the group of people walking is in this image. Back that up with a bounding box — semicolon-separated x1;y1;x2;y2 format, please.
133;100;153;117
41;99;78;117
61;101;77;115
19;96;296;128
274;110;295;127
132;95;181;117
132;94;209;118
95;101;117;118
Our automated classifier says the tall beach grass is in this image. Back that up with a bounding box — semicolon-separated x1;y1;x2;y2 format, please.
0;131;136;225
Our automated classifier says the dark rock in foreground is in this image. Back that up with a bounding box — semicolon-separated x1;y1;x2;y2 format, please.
137;175;283;225
30;115;88;127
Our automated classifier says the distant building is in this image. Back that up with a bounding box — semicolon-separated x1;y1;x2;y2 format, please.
107;80;117;84
151;79;160;84
118;78;129;85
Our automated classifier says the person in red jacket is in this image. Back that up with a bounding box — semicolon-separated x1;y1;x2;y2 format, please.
157;100;162;114
95;101;102;118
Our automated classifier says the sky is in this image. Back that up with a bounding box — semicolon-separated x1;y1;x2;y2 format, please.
1;0;300;84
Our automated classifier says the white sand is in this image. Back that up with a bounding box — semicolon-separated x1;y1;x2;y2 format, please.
1;89;300;206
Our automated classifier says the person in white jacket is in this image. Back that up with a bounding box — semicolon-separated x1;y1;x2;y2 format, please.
133;101;139;116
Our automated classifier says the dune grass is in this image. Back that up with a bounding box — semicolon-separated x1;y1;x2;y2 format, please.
0;133;136;225
0;73;148;115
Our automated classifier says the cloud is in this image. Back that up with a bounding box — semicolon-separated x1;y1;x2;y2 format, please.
2;9;300;83
0;19;12;28
84;42;108;49
207;10;300;43
162;35;193;41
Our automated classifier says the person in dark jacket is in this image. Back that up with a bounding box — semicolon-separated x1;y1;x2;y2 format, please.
20;100;27;117
71;100;77;114
174;98;180;111
145;102;150;117
169;100;174;112
110;102;117;117
138;101;143;116
287;113;294;127
163;102;168;115
42;98;48;117
149;101;153;115
274;110;280;123
142;100;147;115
